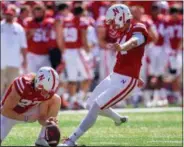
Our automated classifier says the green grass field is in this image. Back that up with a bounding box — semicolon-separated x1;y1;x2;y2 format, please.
1;111;183;146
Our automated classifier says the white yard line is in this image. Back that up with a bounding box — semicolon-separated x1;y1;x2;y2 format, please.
148;140;182;143
59;107;182;115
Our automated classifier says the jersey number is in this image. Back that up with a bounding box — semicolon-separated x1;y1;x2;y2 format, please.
18;99;41;108
33;29;49;42
63;27;78;42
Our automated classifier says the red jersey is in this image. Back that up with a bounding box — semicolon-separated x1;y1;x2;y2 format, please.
140;15;154;30
26;18;55;55
96;16;120;43
1;73;54;114
17;17;25;27
46;17;57;49
129;1;154;15
63;16;89;49
87;1;109;20
114;23;149;79
139;15;155;43
16;17;29;28
152;14;167;46
165;16;182;50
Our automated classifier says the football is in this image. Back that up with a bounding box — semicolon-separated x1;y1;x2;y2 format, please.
45;124;61;147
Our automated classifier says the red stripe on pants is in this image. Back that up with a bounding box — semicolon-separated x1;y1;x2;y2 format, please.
108;79;137;108
101;78;134;110
78;51;91;79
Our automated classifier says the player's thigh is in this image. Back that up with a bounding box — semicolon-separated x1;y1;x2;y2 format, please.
99;50;110;80
23;105;40;116
38;97;61;119
86;74;112;109
27;53;38;72
155;47;168;67
177;51;182;69
0;115;19;140
47;96;61;117
38;55;51;67
77;50;93;81
63;50;78;82
31;55;51;72
96;76;137;110
59;71;68;83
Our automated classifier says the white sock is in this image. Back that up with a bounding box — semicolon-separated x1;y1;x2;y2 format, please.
77;91;85;105
173;91;182;104
69;128;84;143
56;87;65;96
173;91;181;99
99;108;122;123
143;90;152;106
38;127;46;139
70;95;77;104
69;102;100;143
68;95;77;109
78;90;85;100
152;90;160;106
160;88;167;100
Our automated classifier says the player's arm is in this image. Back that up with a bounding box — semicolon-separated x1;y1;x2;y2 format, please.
148;24;158;43
97;27;108;49
114;32;145;52
38;94;61;126
55;19;64;53
178;40;182;50
20;27;28;69
21;48;27;69
1;85;37;122
82;28;90;52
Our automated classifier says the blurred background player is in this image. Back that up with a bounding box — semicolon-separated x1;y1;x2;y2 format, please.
0;67;60;146
1;6;27;97
26;4;53;73
164;4;183;105
131;5;158;107
142;1;169;107
57;6;93;109
17;5;30;28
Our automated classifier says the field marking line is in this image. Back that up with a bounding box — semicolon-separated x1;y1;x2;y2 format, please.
148;140;182;143
59;107;182;115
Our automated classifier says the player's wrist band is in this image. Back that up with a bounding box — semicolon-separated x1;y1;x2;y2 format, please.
24;116;29;122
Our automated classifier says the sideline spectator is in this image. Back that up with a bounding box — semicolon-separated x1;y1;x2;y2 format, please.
1;7;27;96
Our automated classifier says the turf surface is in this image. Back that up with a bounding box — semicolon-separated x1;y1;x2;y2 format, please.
1;111;183;146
